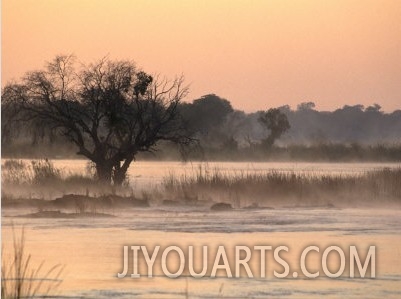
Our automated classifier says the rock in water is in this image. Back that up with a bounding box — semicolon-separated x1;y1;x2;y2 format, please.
210;203;233;211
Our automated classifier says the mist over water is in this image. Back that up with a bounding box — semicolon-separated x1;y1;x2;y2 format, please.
2;160;401;298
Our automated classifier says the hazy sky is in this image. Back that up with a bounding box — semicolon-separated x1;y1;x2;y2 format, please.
2;0;401;112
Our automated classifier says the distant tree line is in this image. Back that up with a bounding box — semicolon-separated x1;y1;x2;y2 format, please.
3;92;401;162
174;96;401;161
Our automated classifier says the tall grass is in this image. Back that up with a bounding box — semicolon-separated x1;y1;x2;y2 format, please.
1;226;64;298
2;159;91;186
163;166;401;207
30;159;62;185
2;160;31;185
2;159;130;200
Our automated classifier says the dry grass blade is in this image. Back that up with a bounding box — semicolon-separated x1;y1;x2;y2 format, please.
1;224;64;299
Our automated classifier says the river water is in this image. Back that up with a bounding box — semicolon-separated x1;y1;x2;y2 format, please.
2;161;401;298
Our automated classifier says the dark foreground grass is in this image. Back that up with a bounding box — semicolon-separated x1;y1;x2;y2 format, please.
1;226;64;298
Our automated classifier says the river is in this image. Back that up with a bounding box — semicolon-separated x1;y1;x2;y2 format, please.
2;161;401;298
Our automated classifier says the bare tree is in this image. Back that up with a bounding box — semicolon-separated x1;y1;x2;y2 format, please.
2;55;193;185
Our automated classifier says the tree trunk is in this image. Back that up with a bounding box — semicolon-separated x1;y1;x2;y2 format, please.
95;162;113;185
112;158;134;186
113;168;126;186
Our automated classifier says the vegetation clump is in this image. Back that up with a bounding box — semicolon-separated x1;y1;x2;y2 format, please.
163;166;401;208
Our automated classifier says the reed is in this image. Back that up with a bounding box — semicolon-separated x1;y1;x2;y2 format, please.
1;225;64;298
2;159;130;199
163;165;401;206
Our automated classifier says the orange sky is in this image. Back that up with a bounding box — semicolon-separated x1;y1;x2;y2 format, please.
2;0;401;112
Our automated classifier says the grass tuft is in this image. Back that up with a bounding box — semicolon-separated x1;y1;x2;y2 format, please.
1;225;64;298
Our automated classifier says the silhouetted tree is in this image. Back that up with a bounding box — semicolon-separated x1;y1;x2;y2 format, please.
1;88;23;144
2;55;192;185
258;108;290;148
297;101;316;111
180;94;233;135
365;103;382;113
